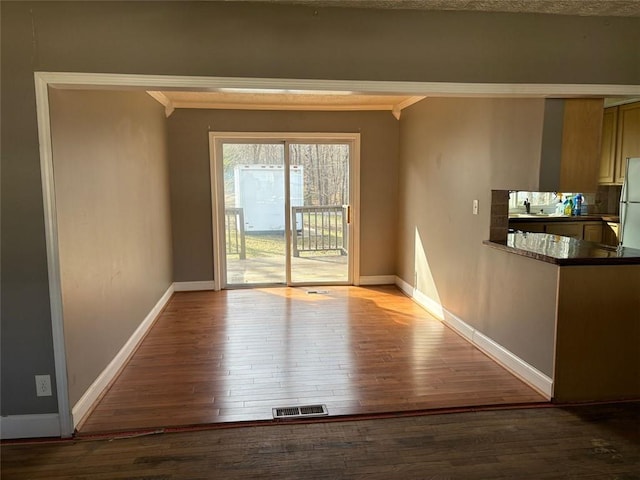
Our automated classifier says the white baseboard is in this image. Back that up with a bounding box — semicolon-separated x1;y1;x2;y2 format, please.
395;276;444;320
359;275;396;285
442;309;474;341
395;275;553;399
71;284;175;427
442;308;553;399
413;289;445;321
472;327;554;399
395;276;413;297
0;413;61;440
173;281;216;291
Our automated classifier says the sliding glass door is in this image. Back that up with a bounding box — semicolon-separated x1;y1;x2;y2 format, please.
211;134;357;288
220;142;287;285
289;143;349;284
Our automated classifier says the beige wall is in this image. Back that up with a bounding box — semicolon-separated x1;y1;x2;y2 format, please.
1;1;638;417
49;89;173;406
168;109;399;281
397;98;556;375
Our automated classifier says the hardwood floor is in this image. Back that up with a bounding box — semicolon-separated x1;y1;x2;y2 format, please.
79;286;545;434
3;402;639;479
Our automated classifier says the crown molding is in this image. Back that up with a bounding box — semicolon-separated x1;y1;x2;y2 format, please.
39;72;640;98
146;91;175;117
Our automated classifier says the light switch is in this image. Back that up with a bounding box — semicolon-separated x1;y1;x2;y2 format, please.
473;199;479;215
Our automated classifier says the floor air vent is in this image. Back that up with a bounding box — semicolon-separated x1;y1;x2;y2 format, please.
273;404;328;419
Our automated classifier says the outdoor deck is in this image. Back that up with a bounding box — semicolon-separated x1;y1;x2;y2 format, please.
227;253;348;284
224;205;349;284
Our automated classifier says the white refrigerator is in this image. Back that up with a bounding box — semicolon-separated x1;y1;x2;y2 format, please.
620;157;640;249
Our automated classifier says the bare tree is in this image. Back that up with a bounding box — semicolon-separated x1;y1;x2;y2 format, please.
223;142;349;207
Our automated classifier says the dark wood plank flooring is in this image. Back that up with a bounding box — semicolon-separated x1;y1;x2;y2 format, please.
3;402;639;479
79;286;545;434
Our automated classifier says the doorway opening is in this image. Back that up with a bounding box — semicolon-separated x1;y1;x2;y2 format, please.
210;133;360;288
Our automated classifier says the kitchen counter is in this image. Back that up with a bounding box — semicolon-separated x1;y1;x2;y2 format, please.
483;232;640;265
509;214;619;223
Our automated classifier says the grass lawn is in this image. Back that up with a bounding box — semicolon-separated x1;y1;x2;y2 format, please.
244;233;285;257
234;233;345;258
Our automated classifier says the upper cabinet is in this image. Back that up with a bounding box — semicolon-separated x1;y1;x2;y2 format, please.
615;102;640;184
599;106;618;184
539;98;604;193
599;101;640;185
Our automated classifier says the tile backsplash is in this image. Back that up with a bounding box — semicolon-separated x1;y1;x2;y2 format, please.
490;190;509;242
594;185;622;214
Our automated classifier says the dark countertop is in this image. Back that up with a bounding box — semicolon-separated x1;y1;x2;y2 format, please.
484;232;640;265
509;214;620;223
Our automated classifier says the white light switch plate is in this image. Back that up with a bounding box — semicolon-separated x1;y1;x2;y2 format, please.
473;199;479;215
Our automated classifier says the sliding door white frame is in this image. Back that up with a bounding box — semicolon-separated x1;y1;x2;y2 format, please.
209;132;360;289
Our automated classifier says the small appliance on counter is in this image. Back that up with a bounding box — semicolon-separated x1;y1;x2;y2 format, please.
619;157;640;250
573;193;583;216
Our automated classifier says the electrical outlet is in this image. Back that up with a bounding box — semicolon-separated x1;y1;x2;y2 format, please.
473;199;479;215
35;374;52;397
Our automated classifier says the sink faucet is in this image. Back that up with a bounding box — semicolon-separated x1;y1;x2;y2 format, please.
524;198;531;214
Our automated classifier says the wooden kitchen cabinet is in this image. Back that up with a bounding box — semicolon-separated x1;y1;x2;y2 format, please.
558;99;604;192
598;106;618;184
546;223;584;239
511;222;545;233
540;98;604;192
510;220;607;242
600;101;640;185
602;222;620;246
615;102;640;184
583;223;603;243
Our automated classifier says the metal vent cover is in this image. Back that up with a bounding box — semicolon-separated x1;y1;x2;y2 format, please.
273;404;328;419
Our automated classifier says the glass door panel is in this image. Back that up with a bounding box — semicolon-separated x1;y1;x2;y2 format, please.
289;143;350;284
222;143;286;286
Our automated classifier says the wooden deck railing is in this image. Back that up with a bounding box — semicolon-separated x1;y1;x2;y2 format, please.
225;208;246;259
292;205;348;257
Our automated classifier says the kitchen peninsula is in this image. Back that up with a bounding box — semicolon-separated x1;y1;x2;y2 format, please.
484;232;640;403
489;231;639;265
